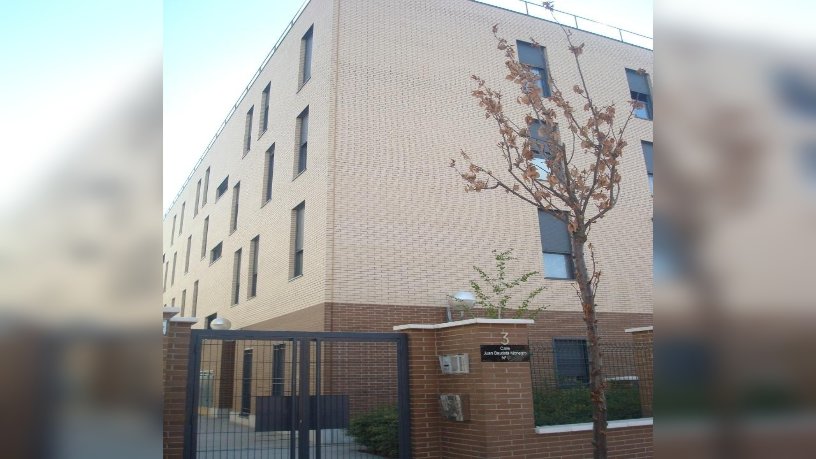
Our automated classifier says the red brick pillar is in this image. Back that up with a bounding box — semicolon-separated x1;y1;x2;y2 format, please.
626;326;654;417
163;308;198;459
395;319;535;459
401;328;442;458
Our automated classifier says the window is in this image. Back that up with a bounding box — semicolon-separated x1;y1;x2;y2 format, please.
210;242;223;264
232;249;242;305
292;202;305;278
538;210;574;279
248;236;259;298
202;167;210;206
205;313;216;330
244;106;254;155
641;141;653;193
263;144;275;204
171;297;175;308
171;252;178;286
626;68;652;120
272;344;285;396
171;215;176;245
553;339;589;388
181;289;187;316
179;202;185;235
517;41;551;97
201;217;209;259
296;107;309;175
529;120;553;178
163;261;169;292
215;177;229;201
260;83;270;134
300;26;313;86
194;179;201;216
185;235;192;273
192;280;199;317
230;182;241;233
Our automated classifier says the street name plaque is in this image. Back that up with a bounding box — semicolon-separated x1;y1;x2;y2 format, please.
480;345;530;362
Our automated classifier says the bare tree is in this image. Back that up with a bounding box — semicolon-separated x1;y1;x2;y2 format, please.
450;6;644;457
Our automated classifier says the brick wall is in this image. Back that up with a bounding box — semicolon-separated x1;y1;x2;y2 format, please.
400;319;653;458
162;310;197;459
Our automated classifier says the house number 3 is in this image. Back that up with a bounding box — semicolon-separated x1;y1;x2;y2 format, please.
500;332;509;345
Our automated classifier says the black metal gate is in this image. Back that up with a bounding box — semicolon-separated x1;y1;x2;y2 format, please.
184;330;410;459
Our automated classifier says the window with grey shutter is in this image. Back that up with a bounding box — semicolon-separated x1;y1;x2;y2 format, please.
538;210;574;279
626;68;652;120
301;26;313;86
517;41;551;97
296;107;309;175
641;141;653;193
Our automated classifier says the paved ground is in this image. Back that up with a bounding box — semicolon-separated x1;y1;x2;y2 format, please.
195;416;383;458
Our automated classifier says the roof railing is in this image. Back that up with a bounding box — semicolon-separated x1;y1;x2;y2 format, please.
473;0;653;50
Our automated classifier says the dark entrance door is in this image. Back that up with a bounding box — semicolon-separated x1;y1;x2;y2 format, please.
184;331;410;459
240;349;253;416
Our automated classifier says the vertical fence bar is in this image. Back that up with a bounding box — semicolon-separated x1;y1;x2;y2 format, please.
183;332;202;459
289;340;298;459
297;339;311;459
314;339;321;459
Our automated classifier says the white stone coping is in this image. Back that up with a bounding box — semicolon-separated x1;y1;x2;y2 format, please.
162;307;181;314
535;417;653;434
393;318;534;331
624;326;653;334
170;316;200;324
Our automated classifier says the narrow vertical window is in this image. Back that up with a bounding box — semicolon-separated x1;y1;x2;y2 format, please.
179;202;186;235
205;313;216;330
263;144;275;204
171;215;177;245
295;107;309;175
243;106;254;155
171;252;178;286
181;289;187;316
538;210;574;280
641;141;653;193
201;217;209;259
300;26;314;86
230;182;241;233
202;167;210;206
553;338;590;388
210;242;223;263
529;120;554;179
192;280;199;317
163;261;169;292
626;68;653;120
232;248;242;305
185;235;192;273
517;41;551;97
248;236;259;298
194;179;201;216
260;83;270;134
171;297;175;308
292;202;305;278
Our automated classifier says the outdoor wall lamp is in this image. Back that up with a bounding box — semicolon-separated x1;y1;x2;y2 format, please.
209;317;232;330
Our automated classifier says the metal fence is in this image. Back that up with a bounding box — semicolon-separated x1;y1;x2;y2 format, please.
529;341;653;426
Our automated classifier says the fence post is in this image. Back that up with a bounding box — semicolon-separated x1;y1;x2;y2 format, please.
626;326;654;417
163;308;199;459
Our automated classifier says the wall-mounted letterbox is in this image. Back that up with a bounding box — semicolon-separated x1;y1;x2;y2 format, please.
438;353;469;374
439;394;470;421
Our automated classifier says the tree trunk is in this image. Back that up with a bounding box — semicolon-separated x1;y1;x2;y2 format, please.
572;234;608;459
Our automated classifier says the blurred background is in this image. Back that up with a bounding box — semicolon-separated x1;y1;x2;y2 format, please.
1;0;815;458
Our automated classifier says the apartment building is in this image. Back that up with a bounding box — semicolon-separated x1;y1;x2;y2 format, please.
162;0;654;343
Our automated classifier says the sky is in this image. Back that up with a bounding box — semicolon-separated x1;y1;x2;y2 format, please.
0;0;162;213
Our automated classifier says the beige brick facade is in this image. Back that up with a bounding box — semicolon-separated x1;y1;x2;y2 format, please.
163;0;653;332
